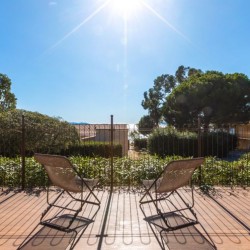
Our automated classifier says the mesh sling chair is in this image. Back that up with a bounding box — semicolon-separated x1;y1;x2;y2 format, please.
34;153;101;234
139;158;214;249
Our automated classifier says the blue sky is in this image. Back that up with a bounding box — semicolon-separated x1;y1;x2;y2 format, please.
1;0;250;124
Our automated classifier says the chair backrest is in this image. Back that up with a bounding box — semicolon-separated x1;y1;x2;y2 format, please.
34;153;82;192
156;158;204;193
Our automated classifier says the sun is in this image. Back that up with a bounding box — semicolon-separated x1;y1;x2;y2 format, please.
111;0;141;18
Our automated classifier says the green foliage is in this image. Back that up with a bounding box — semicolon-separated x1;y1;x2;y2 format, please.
141;74;176;126
141;66;203;127
62;142;122;158
192;156;250;186
0;157;21;187
24;157;48;188
175;65;202;83
239;152;250;161
69;156;168;187
0;156;177;188
201;132;237;158
138;115;154;135
147;127;237;158
134;138;147;150
164;71;250;128
58;155;179;187
112;156;166;185
70;156;109;187
0;109;79;156
0;155;250;188
148;127;197;157
142;67;250;129
0;73;17;112
0;157;47;188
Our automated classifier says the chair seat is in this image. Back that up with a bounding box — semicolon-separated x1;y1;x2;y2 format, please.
40;214;94;233
144;212;198;231
72;177;99;192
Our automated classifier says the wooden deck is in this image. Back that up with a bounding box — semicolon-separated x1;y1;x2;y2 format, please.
0;187;250;250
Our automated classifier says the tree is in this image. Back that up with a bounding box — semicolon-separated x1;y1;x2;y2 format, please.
163;71;250;129
0;74;17;112
141;74;176;126
138;115;154;135
0;109;79;156
141;66;202;127
175;65;202;83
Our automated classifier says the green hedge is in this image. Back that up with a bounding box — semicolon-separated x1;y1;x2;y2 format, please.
62;142;123;158
148;127;237;158
201;132;237;158
134;138;147;150
1;154;249;188
0;157;47;188
148;128;197;157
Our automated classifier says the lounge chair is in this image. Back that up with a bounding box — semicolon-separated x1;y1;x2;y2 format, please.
139;158;215;249
34;153;100;234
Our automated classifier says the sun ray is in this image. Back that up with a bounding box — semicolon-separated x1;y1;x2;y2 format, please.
139;0;192;44
46;0;111;53
123;12;128;87
122;5;129;120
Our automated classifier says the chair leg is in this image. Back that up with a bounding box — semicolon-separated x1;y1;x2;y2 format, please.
40;187;100;232
140;187;203;250
41;188;65;223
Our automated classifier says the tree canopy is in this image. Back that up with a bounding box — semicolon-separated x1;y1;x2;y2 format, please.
0;74;16;112
141;66;250;129
0;109;79;156
141;73;178;126
138;115;154;135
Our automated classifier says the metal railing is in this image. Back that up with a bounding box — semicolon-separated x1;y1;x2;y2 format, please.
0;115;250;189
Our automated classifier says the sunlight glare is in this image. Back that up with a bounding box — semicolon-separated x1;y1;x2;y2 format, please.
111;0;141;18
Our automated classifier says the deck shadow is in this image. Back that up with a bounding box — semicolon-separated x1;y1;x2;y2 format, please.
206;191;250;233
146;213;217;250
18;214;94;250
161;225;216;250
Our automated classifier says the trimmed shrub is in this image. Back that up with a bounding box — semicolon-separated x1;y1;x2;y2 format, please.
134;138;147;150
1;154;249;188
148;127;197;157
148;127;237;158
62;142;123;158
201;132;237;158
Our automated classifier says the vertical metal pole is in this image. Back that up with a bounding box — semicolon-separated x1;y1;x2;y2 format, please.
198;116;201;157
110;115;114;190
198;116;202;186
97;115;114;249
21;115;25;190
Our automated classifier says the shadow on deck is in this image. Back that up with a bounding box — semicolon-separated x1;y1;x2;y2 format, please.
0;187;250;250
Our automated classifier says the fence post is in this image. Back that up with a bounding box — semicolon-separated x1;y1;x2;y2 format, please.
97;116;114;249
110;115;114;191
198;116;202;186
21;115;25;190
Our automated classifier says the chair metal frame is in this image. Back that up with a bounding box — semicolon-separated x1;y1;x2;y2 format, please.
34;153;101;234
139;158;206;249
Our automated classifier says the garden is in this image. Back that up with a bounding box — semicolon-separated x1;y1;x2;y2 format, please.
0;109;250;190
1;153;250;189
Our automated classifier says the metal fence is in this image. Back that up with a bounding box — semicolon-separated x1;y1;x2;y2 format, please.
0;115;250;189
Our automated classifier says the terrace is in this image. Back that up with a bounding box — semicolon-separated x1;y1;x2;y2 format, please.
1;187;250;249
1;119;250;249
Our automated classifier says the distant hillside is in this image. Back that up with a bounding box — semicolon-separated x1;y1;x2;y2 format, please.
70;122;89;125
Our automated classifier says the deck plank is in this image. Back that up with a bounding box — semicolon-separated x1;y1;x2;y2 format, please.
0;188;249;249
